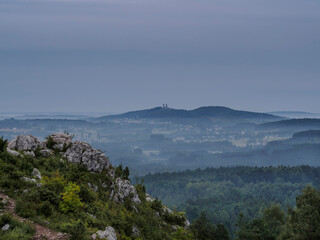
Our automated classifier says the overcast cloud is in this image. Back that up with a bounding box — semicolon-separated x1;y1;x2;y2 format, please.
0;0;319;113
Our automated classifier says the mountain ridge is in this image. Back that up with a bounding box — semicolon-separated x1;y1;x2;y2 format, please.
95;106;282;121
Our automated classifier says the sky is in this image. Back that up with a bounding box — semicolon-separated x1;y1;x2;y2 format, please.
0;0;319;114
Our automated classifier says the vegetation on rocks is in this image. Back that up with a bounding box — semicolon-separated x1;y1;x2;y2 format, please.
0;135;193;240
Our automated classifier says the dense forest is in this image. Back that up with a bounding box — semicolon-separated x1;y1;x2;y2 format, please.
142;166;320;235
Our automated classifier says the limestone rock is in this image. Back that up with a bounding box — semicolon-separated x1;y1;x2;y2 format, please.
145;194;154;202
88;183;98;192
1;224;10;231
163;206;173;214
8;135;39;151
32;168;42;180
110;178;141;204
6;148;21;157
92;226;117;240
82;149;109;172
65;141;110;173
132;225;140;236
50;133;72;145
64;141;91;164
21;177;42;187
44;133;73;151
24;151;35;157
184;219;191;229
21;177;37;184
40;149;53;157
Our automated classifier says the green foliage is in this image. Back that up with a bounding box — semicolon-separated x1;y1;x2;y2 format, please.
60;182;84;213
65;220;88;240
0;136;7;153
171;227;194;240
46;136;56;150
0;213;35;240
142;166;320;234
278;186;320;240
236;205;285;240
150;198;163;212
115;164;130;180
191;212;230;240
0;142;204;240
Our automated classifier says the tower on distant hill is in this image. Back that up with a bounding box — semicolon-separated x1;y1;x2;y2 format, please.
162;104;169;109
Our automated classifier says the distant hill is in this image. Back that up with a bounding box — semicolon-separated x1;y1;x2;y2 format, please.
260;118;320;129
96;106;281;121
269;111;320;119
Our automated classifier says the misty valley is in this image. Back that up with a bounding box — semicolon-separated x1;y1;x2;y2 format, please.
1;106;320;239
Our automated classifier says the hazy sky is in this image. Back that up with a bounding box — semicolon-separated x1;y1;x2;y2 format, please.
1;0;319;113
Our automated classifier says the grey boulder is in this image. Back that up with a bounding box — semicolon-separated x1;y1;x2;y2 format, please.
92;226;117;240
110;178;141;204
65;141;110;173
8;135;40;151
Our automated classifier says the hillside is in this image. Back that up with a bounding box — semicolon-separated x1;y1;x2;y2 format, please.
260;118;320;129
141;166;320;236
95;106;281;122
0;134;195;240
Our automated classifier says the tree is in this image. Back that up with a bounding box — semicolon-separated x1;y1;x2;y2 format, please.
191;212;230;240
0;136;7;153
278;186;320;240
236;205;285;240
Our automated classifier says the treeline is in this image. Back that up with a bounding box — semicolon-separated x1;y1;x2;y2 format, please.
236;186;320;240
141;166;320;235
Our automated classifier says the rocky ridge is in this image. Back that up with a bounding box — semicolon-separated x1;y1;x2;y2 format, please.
5;133;189;239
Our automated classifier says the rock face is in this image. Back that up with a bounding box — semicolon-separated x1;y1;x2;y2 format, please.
93;226;117;240
65;141;110;173
145;194;155;202
50;133;72;146
8;135;40;151
47;133;73;151
110;178;141;204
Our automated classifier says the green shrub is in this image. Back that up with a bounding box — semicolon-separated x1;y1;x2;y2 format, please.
38;201;54;217
0;136;7;153
150;198;162;212
60;182;83;213
0;213;35;240
46;136;56;150
64;220;88;240
15;199;37;218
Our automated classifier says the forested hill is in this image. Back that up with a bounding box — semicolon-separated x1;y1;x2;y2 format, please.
96;106;281;121
260;118;320;129
141;166;320;236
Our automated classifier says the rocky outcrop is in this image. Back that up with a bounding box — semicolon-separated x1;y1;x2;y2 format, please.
110;178;141;204
8;135;40;151
46;133;73;151
92;226;117;240
65;141;110;173
21;177;37;184
6;148;21;157
50;133;72;146
145;194;155;202
40;149;53;157
33;168;42;180
24;151;35;157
